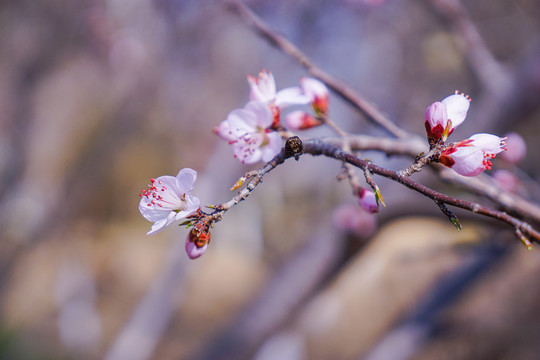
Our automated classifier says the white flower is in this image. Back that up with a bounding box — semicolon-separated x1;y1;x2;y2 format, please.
139;168;200;235
248;70;310;108
216;101;282;164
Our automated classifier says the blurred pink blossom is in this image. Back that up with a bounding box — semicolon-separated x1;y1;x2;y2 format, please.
492;169;522;193
332;203;377;238
501;132;526;164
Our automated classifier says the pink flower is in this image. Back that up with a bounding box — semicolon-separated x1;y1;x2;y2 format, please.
139;168;201;235
358;188;379;213
440;133;506;176
285;111;323;130
248;70;311;108
185;229;210;260
425;92;470;142
300;77;329;115
215;101;282;164
501;132;526;164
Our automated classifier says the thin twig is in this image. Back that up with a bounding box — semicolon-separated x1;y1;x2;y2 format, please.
425;0;512;92
226;0;408;139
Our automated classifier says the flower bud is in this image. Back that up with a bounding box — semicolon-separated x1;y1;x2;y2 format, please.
439;133;506;177
285;111;323;130
185;228;211;260
424;101;448;142
300;77;329;115
441;92;470;128
358;188;379;214
424;92;470;143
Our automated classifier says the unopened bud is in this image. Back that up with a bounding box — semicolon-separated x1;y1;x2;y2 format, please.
300;77;329;115
285;111;323;130
358;188;379;214
185;228;211;260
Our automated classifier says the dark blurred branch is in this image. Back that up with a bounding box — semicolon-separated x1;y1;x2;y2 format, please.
424;0;512;93
425;0;540;134
226;0;409;139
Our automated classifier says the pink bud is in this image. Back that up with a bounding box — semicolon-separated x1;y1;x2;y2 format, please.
440;92;470;128
285;111;323;130
501;132;526;164
424;101;448;141
185;229;210;260
358;188;379;214
300;77;329;115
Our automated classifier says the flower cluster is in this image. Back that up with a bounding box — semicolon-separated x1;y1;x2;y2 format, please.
425;91;507;177
215;70;329;164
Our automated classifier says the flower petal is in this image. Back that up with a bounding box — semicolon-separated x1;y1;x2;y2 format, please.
441;93;470;128
146;211;178;235
176;168;197;195
468;133;506;155
448;146;485;176
300;77;328;100
185;239;208;259
275;87;311;107
248;70;276;103
244;101;273;129
261;131;282;162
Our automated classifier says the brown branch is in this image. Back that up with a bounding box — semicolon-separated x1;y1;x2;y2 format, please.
302;139;540;244
424;0;512;93
328;136;540;224
205;136;540;246
222;0;540;241
226;0;408;139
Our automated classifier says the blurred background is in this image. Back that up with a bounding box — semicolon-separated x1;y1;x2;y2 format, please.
1;0;540;359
